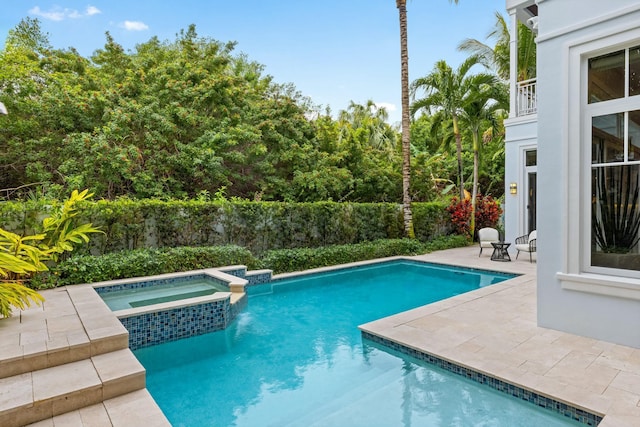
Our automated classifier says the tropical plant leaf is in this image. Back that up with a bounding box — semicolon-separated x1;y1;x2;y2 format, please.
0;282;45;318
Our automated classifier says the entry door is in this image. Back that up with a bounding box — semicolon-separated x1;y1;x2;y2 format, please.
527;172;537;233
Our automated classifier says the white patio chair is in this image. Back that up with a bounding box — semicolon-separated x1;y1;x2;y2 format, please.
478;227;500;257
515;230;537;262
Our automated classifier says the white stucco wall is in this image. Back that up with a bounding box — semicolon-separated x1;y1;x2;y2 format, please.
536;0;640;347
503;117;536;247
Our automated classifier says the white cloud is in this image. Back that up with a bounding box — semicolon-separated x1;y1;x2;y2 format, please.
86;6;101;16
121;20;149;31
28;5;102;21
374;102;397;113
29;6;65;21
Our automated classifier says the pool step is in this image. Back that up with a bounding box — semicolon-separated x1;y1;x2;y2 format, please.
0;349;146;427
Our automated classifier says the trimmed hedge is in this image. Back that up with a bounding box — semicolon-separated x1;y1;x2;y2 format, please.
52;245;259;286
260;235;469;274
46;236;469;287
1;200;452;256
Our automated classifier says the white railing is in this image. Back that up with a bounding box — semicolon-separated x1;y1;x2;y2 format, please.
517;78;537;116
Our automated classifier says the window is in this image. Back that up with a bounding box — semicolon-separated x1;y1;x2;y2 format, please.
525;149;537;166
588;47;640;273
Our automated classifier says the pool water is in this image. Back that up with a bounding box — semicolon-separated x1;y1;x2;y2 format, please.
134;261;582;426
99;277;228;311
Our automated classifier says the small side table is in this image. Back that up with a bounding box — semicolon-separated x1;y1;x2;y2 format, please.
490;242;511;262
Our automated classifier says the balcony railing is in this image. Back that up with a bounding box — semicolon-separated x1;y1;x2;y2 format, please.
517;78;537;116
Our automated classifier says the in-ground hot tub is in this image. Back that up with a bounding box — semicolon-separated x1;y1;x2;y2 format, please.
98;274;231;310
92;268;251;350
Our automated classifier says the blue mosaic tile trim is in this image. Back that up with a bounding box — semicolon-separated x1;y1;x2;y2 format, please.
362;332;603;427
122;298;232;350
220;268;246;279
95;273;227;295
245;271;272;286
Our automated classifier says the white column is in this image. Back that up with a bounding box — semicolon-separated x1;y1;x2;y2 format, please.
509;9;518;118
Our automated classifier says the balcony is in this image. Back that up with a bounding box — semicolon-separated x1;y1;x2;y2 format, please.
517;78;537;116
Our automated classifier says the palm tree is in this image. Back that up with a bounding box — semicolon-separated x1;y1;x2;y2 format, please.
459;81;504;237
338;100;396;151
458;11;536;81
411;56;494;201
396;0;458;238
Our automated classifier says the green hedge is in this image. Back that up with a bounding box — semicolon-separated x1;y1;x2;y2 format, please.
46;236;468;287
261;235;469;274
52;245;259;286
1;200;452;256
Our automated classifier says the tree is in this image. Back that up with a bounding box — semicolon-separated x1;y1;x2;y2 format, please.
458;11;536;81
396;0;459;237
411;56;494;201
459;81;502;237
396;0;414;238
338;100;396;151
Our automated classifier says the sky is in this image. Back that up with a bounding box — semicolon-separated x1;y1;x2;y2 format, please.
0;0;507;124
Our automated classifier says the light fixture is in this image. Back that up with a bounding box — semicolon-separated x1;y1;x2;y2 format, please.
509;182;517;195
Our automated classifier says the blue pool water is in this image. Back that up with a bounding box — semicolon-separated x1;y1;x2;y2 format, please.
134;260;583;426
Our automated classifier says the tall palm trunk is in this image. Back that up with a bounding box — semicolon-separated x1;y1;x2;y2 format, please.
397;0;414;238
470;130;480;238
452;114;465;200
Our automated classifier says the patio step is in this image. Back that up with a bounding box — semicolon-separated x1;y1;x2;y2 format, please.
0;349;145;427
0;286;129;380
25;389;171;427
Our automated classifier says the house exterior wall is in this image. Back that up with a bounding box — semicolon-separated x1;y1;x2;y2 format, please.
503;116;537;246
534;0;640;347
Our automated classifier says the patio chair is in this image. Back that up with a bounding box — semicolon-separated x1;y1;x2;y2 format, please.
478;227;500;257
515;230;537;262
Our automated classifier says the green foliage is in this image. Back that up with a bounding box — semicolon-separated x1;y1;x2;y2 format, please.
261;235;468;274
0;18;506;206
0;282;45;318
0;190;100;316
48;235;469;285
2;199;452;256
52;245;258;286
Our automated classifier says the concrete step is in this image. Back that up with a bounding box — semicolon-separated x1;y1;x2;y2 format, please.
0;286;129;380
25;389;170;427
0;349;145;427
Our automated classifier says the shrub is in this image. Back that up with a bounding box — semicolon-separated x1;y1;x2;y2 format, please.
1;200;452;256
446;195;502;238
261;236;468;274
1;190;100;316
52;245;258;286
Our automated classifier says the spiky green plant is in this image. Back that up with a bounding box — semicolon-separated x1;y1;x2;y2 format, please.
593;165;640;253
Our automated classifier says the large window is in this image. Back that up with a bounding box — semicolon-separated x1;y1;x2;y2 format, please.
589;47;640;272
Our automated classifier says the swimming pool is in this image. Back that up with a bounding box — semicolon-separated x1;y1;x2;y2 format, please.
134;260;584;426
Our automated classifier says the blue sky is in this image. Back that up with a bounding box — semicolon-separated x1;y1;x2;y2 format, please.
1;1;506;124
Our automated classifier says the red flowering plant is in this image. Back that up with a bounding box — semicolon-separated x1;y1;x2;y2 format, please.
446;194;502;239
